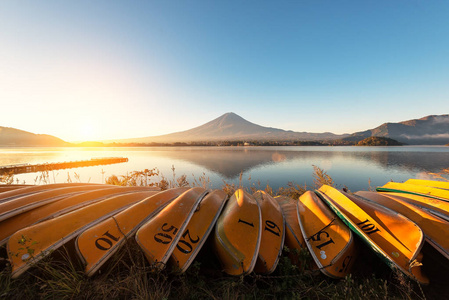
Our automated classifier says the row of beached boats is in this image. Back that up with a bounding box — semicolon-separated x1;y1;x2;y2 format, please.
1;179;449;284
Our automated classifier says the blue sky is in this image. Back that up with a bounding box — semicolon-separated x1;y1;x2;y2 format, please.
1;1;448;141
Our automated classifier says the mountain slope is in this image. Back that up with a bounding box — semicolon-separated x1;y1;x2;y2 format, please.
3;113;448;146
343;115;449;145
117;112;348;143
0;126;69;146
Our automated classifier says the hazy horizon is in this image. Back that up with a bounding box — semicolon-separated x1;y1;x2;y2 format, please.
1;1;448;142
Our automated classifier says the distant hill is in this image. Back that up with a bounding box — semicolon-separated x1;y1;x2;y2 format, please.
356;137;403;146
343;115;449;145
114;112;349;143
0;126;69;146
3;113;449;146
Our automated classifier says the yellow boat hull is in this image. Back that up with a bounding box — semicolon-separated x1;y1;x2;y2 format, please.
0;184;114;222
379;182;449;201
378;191;449;222
7;191;157;278
135;187;207;269
356;191;449;260
0;186;157;246
169;189;228;273
253;191;285;274
405;179;449;190
317;185;428;284
76;187;188;276
275;195;307;267
213;189;262;275
0;183;99;203
297;191;356;279
0;185;30;193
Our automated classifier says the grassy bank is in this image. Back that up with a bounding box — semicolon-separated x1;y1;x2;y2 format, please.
1;239;424;300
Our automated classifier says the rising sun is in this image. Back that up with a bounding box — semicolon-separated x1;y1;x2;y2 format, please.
78;120;100;141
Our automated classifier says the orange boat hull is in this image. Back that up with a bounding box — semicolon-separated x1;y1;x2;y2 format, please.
253;191;285;274
169;190;228;272
275;195;307;267
317;185;428;284
213;189;262;275
297;191;356;278
0;183;99;203
379;182;449;201
0;184;114;222
76;187;188;276
356;191;449;260
0;186;157;246
378;191;449;222
135;187;207;269
8;190;157;278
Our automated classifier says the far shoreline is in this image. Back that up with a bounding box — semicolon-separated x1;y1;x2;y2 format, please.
2;137;449;148
4;143;449;148
56;136;409;147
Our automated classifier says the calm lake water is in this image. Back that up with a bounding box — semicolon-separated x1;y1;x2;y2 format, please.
1;146;449;192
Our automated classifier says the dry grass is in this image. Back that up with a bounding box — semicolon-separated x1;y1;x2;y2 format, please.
312;164;335;188
0;170;15;185
428;167;449;182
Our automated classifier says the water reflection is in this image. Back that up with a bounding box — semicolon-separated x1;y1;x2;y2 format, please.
146;149;289;178
1;146;448;191
146;147;449;179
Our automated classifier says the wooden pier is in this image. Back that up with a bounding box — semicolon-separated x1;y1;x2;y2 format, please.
0;157;128;175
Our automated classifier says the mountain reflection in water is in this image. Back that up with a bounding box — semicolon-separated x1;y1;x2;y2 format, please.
148;146;449;177
1;146;448;192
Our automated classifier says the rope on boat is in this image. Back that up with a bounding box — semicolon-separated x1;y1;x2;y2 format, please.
306;218;336;241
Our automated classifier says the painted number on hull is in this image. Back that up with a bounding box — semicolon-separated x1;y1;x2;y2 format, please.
338;255;353;273
264;220;281;237
154;223;178;244
95;231;120;251
310;229;335;250
176;230;200;254
238;218;254;227
153;223;200;254
356;219;380;235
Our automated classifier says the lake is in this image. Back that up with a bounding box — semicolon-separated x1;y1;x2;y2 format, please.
1;146;448;192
